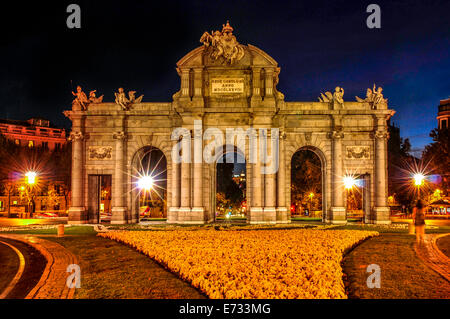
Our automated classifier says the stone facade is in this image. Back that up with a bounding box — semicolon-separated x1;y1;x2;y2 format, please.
64;25;394;225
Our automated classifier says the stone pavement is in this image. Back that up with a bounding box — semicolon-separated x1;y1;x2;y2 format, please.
415;234;450;282
0;234;77;299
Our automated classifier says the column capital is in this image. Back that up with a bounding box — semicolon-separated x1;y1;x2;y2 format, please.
328;128;344;139
113;131;127;140
68;131;84;141
371;130;389;140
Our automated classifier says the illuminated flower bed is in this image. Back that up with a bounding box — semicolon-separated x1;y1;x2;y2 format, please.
99;228;377;299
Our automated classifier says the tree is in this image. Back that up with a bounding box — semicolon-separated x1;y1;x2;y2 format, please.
42;183;61;210
0;180;16;217
423;128;450;194
387;122;415;209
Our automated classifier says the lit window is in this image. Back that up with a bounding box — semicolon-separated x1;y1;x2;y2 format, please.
15;139;20;145
28;140;34;147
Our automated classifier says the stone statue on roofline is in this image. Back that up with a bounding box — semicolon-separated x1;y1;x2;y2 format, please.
114;88;144;110
200;21;245;65
89;90;104;103
355;84;387;109
128;91;144;103
72;85;89;110
115;87;130;110
318;86;344;108
333;86;344;105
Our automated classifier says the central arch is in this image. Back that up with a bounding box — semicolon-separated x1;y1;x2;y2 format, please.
210;145;247;222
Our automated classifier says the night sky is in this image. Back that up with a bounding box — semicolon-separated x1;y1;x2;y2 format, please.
1;0;449;155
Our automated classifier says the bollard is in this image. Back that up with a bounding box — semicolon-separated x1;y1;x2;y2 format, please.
408;222;415;235
57;224;65;237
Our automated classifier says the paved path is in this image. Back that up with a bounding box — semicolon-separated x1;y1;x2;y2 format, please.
0;234;77;299
415;234;450;282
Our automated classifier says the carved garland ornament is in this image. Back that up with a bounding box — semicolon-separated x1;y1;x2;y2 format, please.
88;146;112;160
346;146;370;159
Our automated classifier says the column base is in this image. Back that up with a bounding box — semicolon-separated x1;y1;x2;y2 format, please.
248;207;277;224
176;207;207;224
191;207;206;223
248;207;263;224
276;207;291;223
329;207;347;224
111;207;128;224
167;207;179;224
68;207;88;224
372;207;391;224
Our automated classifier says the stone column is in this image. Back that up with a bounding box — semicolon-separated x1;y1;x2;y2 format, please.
178;136;191;222
372;122;390;224
192;124;205;222
264;69;273;97
330;127;346;224
68;129;87;224
167;156;180;224
251;67;262;106
111;131;127;224
180;69;190;97
192;68;204;106
263;131;277;223
249;130;264;224
276;132;289;223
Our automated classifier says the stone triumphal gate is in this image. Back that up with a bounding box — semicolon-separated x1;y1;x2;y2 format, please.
65;22;394;225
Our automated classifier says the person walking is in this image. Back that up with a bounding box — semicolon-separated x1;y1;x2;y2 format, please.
412;199;426;244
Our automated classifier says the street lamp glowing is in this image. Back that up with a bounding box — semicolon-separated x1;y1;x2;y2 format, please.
25;171;37;185
413;173;425;186
343;176;356;189
138;175;154;191
308;192;314;199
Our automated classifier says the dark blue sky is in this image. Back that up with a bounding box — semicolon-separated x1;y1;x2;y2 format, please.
0;0;449;155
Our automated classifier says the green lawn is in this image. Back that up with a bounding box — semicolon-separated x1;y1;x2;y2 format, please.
47;234;205;299
0;226;96;236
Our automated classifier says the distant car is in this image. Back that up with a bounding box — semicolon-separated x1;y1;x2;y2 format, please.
35;212;58;218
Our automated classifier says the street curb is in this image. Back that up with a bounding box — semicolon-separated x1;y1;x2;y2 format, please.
432;233;450;265
0;234;78;299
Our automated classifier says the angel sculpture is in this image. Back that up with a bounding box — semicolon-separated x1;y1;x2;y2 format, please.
128;91;144;103
355;84;387;109
333;87;344;105
89;90;104;103
318;87;344;104
72;85;89;110
318;91;333;102
373;86;387;108
355;88;373;102
114;87;130;110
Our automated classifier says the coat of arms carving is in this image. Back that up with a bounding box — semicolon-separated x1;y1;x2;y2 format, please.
200;21;245;65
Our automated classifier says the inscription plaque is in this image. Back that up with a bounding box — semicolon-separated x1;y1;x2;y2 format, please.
211;78;244;94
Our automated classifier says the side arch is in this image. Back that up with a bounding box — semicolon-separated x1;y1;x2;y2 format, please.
129;145;168;222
